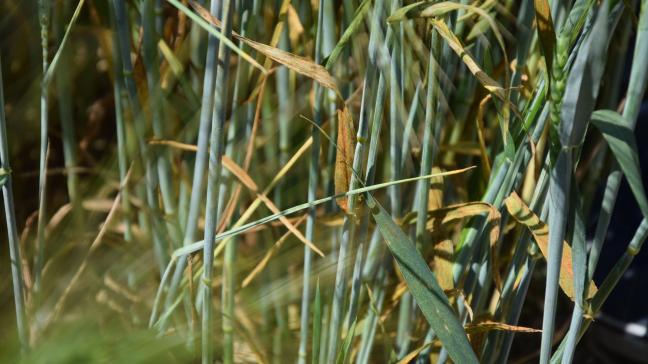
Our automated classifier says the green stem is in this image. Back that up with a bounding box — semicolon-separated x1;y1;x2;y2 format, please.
0;52;29;351
34;0;51;294
53;0;78;205
298;1;325;362
201;0;233;361
162;0;222;330
109;6;132;243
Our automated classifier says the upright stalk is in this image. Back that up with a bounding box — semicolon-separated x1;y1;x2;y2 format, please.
53;0;78;205
0;53;29;351
109;6;132;242
553;1;648;361
326;67;376;364
201;0;233;361
163;0;222;326
539;32;569;364
297;1;325;362
112;0;168;275
346;64;387;331
325;0;383;352
34;0;51;293
142;0;181;249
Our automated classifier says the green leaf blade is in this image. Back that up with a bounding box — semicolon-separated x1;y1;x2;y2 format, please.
591;109;648;218
367;195;479;364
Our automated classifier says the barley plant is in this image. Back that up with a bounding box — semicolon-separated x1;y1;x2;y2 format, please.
0;0;647;362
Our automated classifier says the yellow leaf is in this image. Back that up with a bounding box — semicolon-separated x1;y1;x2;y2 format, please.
425;202;501;253
434;239;455;291
242;215;308;288
431;19;504;99
504;192;598;301
475;94;492;178
533;0;556;76
419;2;510;84
286;5;304;44
427;167;444;211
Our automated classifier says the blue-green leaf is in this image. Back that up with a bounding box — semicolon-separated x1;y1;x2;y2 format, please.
323;0;371;70
569;185;587;305
312;279;321;364
367;194;479;364
591;109;648;218
335;319;357;364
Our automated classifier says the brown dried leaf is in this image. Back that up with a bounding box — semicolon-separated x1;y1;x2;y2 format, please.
465;320;541;334
335;107;356;212
476;94;492;178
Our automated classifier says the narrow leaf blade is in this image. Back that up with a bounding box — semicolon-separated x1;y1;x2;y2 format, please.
592;109;648;218
368;195;479;364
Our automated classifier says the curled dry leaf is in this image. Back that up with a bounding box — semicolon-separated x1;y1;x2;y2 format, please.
465;318;541;353
464;320;542;334
430;18;520;118
190;0;340;94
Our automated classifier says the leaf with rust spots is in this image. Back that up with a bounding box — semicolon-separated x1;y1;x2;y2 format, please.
504;192;598;301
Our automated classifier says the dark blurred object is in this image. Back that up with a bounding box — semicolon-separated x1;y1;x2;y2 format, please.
574;314;648;363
